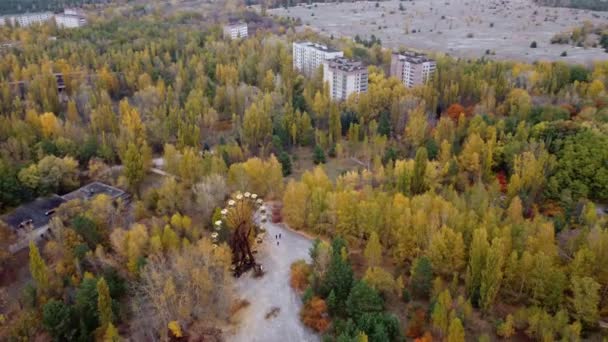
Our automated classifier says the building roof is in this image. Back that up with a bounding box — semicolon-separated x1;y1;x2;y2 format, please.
55;14;85;20
225;21;247;28
2;195;66;232
394;51;435;64
326;57;367;72
61;181;129;202
2;181;129;235
295;41;340;53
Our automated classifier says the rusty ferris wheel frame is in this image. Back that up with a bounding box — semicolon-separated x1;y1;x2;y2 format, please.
214;192;265;277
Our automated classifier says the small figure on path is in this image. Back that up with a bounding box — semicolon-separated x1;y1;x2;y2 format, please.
277;241;279;246
279;233;282;239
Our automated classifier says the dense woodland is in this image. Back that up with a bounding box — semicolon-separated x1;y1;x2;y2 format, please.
0;0;606;341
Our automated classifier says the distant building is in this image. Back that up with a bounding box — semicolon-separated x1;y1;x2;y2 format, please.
323;57;368;101
61;181;130;203
63;8;85;16
390;51;436;88
223;22;248;39
0;12;53;27
55;13;87;28
2;182;129;252
292;41;344;77
2;195;66;249
0;10;87;28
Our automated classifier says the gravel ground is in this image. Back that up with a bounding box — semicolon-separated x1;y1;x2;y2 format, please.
226;217;320;342
270;0;608;64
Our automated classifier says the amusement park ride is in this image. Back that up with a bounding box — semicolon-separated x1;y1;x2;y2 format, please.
212;192;268;277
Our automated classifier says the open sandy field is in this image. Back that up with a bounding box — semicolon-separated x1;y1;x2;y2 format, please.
270;0;608;64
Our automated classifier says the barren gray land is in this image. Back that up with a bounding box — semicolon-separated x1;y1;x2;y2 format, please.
271;0;608;64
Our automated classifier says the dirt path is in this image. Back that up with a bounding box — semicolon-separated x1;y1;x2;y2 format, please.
226;216;319;342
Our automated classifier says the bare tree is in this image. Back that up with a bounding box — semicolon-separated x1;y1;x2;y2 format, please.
130;238;233;341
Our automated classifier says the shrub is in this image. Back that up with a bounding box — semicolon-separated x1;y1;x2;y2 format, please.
290;260;312;291
406;307;427;338
42;300;78;341
346;281;384;320
278;151;292;176
410;256;433;299
402;288;411;303
363;267;396;295
300;296;330;332
71;215;101;249
328;145;336;158
313;146;326;164
302;287;314;304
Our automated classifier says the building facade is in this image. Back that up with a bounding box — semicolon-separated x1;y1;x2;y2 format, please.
323;58;368;101
2;182;129;253
390;52;436;88
223;22;248;39
55;13;87;28
292;41;344;77
0;10;87;28
0;12;53;27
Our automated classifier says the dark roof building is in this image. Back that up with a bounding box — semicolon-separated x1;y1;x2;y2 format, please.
61;181;130;202
2;195;66;233
2;182;129;233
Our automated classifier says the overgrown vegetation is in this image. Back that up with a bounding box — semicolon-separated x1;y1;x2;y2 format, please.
0;0;606;340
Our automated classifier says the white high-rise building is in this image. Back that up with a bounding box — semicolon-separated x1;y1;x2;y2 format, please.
293;41;343;77
323;58;368;101
223;22;248;39
390;52;436;88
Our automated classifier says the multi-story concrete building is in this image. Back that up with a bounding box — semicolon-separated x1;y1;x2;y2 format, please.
323;57;368;101
292;41;344;77
0;10;87;28
223;22;248;39
0;12;53;27
55;13;87;28
390;51;437;88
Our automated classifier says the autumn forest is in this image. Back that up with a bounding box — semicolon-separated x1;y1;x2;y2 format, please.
0;0;607;341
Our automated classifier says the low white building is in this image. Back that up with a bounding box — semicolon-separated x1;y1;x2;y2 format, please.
0;10;87;28
390;51;436;88
55;14;87;28
223;22;248;39
0;12;53;27
323;57;368;101
293;41;343;77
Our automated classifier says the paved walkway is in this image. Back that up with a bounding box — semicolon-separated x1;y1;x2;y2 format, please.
227;217;319;342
